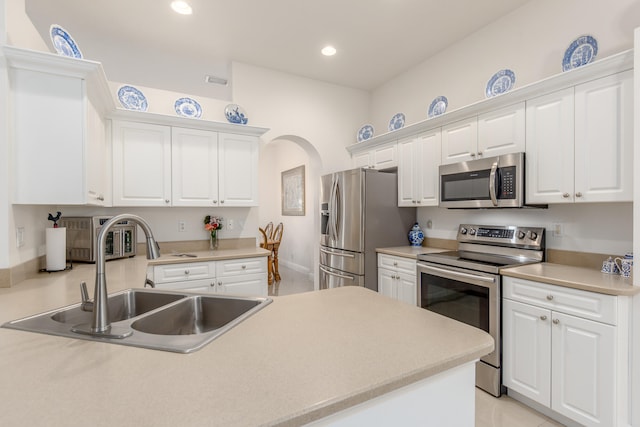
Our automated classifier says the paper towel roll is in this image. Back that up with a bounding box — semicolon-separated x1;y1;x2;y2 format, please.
46;227;66;271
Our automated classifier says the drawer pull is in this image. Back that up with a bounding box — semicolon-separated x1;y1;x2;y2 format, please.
552;319;560;325
393;262;398;266
540;315;547;321
546;295;554;301
241;265;246;269
210;282;215;287
185;270;190;275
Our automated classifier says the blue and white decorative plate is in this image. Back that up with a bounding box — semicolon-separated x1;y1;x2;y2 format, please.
49;25;83;59
485;69;516;98
117;85;148;111
357;124;374;143
562;35;598;72
388;113;405;131
174;97;202;118
224;104;248;124
428;96;448;118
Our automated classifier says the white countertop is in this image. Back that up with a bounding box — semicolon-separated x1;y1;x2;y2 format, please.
375;246;449;259
0;255;493;426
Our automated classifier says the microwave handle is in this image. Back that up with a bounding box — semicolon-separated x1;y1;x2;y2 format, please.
489;160;498;206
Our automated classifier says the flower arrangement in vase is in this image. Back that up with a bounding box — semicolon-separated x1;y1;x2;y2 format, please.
204;215;223;249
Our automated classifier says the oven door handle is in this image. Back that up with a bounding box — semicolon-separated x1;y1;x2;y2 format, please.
319;265;355;281
419;264;496;285
489;160;499;206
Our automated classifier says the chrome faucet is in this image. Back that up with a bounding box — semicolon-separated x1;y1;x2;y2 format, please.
72;214;161;338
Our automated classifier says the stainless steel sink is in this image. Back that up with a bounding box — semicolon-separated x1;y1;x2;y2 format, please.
2;289;272;353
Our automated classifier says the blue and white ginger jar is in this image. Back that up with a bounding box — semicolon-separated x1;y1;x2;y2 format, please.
408;223;424;247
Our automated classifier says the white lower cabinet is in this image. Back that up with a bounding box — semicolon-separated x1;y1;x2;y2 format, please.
377;254;417;306
148;257;268;297
503;277;626;427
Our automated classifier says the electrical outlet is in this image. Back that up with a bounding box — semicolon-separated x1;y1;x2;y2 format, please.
228;219;234;230
552;223;563;237
426;220;433;229
16;227;25;248
178;221;186;232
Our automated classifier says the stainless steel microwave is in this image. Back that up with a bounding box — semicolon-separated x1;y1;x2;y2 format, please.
439;152;524;208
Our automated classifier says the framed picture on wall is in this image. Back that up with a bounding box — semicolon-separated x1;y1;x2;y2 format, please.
281;165;305;216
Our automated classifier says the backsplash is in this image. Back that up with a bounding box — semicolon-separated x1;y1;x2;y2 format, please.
417;202;632;257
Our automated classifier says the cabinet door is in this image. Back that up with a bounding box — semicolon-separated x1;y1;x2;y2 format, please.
377;268;395;300
503;299;551;407
371;144;398;169
525;88;575;204
574;71;633;203
85;100;108;205
477;102;525;158
219;273;268;297
441;118;478;164
551;312;615;427
397;138;417;207
218;133;259;206
171;127;219;206
415;130;441;206
396;272;417;306
352;151;372;168
112;121;172;206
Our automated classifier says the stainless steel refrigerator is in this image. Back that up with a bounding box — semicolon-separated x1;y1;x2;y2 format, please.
319;168;416;291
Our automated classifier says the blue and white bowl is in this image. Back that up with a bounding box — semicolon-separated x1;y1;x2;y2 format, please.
357;124;374;143
49;25;83;59
388;113;405;131
117;85;148;111
562;35;598;72
485;69;516;98
175;97;202;118
224;104;248;124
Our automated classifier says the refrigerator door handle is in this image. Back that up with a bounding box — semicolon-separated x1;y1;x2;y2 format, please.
320;247;355;258
320;265;356;281
329;178;339;241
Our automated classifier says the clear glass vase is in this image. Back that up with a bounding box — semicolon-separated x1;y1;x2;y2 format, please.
210;231;218;250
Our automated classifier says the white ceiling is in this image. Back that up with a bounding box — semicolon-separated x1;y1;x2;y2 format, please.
25;0;531;99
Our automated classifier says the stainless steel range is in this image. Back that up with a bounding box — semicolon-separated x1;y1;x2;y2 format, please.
417;224;545;397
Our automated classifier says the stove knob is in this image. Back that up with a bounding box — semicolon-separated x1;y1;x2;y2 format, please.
517;231;526;240
528;231;538;240
469;228;476;235
460;227;468;235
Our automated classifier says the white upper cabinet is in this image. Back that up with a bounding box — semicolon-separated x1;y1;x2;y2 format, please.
112;121;172;206
5;46;114;205
573;71;633;202
352;143;398;170
171;127;219;207
527;71;633;204
218;133;259;206
398;130;441;207
441;103;524;165
111;117;261;207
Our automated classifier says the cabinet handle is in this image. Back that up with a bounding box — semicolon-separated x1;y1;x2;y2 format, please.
97;195;104;201
165;199;170;204
210;282;215;287
575;192;583;198
470;153;476;157
546;295;554;301
218;281;223;287
213;200;218;204
241;265;246;269
393;262;398;266
220;200;225;204
552;319;560;325
540;315;547;321
416;200;421;204
185;270;190;275
477;152;482;156
562;193;570;198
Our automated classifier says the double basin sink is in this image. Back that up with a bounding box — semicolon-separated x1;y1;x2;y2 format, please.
2;289;272;353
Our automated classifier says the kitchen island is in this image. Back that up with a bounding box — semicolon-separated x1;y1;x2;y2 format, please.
0;255;493;426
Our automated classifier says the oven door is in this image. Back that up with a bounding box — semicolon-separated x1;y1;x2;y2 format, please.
417;262;500;368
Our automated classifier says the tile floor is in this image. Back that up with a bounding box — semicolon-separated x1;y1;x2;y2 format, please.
269;265;565;427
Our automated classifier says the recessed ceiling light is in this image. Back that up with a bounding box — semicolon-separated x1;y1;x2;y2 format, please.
171;1;193;15
321;46;337;56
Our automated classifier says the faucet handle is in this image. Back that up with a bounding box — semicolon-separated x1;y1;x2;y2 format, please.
80;281;90;303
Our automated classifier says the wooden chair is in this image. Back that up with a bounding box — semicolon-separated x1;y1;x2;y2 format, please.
272;223;284;282
259;227;274;285
264;222;274;240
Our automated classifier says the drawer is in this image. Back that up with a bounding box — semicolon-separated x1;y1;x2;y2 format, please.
377;254;416;275
503;277;617;325
153;261;216;284
216;257;267;277
154;277;216;292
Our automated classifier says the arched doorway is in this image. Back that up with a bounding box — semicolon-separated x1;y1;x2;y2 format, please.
258;135;322;289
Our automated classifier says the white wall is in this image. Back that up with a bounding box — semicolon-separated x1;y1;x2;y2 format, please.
370;0;640;132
